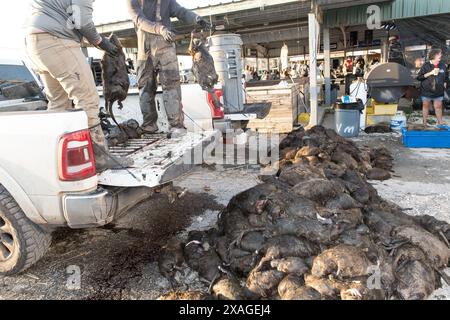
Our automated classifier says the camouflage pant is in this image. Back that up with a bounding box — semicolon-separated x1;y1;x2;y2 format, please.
137;36;184;128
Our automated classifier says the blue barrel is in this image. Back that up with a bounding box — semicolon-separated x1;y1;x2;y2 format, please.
334;101;363;138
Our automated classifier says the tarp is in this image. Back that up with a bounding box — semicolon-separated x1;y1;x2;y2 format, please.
324;0;450;28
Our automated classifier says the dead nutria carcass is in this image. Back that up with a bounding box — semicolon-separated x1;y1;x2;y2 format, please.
157;125;450;300
311;245;372;279
158;238;185;282
101;34;130;128
105;119;142;147
212;277;247;300
278;274;322;300
189;31;221;109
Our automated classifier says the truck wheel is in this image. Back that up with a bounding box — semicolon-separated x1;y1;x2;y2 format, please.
0;185;51;275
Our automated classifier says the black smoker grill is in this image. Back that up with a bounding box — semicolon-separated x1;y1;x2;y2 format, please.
365;62;415;103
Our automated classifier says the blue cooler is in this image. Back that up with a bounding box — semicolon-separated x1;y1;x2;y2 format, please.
402;126;450;148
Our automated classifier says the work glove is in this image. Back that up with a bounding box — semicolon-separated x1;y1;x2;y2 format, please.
98;36;119;57
159;26;176;43
196;16;212;31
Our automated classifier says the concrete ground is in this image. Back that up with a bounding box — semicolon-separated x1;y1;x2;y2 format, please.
0;96;449;300
354;132;450;300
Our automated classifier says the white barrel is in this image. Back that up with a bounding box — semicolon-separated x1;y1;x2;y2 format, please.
208;34;244;113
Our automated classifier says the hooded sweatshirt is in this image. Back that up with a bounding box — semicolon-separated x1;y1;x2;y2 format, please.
127;0;198;60
27;0;102;45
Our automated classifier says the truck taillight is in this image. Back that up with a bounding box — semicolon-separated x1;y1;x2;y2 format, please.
58;129;96;181
207;89;225;119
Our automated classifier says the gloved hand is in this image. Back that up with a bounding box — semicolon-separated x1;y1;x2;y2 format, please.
159;26;176;43
98;36;119;57
196;16;212;30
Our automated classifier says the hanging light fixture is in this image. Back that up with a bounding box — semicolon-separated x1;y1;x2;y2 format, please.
381;21;397;31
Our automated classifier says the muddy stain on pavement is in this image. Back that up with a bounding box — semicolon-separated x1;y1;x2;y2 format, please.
82;192;223;300
0;192;223;300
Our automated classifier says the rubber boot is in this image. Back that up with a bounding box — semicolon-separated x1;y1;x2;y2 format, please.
93;144;134;173
167;124;187;139
140;123;159;134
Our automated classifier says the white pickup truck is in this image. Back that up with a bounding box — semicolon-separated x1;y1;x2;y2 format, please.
0;59;217;275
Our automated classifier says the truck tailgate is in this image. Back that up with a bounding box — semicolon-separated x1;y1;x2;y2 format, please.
98;131;217;188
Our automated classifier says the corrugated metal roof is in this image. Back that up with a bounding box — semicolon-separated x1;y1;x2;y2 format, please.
324;0;450;27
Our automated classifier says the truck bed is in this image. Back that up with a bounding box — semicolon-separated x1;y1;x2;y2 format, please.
98;131;217;188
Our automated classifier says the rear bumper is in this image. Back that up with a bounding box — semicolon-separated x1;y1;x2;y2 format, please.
62;188;114;229
62;186;154;229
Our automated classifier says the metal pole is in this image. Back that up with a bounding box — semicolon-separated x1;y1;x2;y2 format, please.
308;12;319;126
324;27;331;107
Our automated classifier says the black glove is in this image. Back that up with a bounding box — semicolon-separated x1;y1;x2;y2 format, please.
98;36;119;57
196;16;212;31
160;26;176;43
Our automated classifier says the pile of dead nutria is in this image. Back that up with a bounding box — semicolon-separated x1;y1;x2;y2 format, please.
159;126;450;300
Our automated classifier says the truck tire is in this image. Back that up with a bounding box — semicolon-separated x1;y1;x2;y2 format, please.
0;185;51;275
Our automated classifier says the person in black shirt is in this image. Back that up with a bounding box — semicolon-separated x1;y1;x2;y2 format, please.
417;48;449;126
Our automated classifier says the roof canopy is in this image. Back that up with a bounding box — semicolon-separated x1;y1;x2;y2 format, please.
324;0;450;28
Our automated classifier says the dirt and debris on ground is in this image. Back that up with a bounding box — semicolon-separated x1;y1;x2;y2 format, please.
158;127;450;301
0;192;225;300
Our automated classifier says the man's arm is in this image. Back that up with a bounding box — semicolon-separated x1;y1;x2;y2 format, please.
417;64;433;81
127;0;161;34
444;66;449;88
72;0;102;45
169;0;198;24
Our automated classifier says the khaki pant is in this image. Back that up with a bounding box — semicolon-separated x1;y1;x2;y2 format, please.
137;35;184;128
25;33;105;146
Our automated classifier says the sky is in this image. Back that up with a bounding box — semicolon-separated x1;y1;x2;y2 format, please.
0;0;233;58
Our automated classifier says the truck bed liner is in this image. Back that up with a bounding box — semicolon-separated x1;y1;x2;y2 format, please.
98;131;216;188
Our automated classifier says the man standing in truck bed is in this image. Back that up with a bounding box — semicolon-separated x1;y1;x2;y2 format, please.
26;0;133;172
127;0;211;135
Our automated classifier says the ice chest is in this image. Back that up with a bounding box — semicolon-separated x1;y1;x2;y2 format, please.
402;127;450;148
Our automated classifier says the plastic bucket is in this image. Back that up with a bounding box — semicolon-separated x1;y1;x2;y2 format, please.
335;109;361;138
208;34;244;113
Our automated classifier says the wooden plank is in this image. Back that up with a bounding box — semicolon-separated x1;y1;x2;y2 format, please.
245;85;300;133
248;119;293;125
247;124;293;134
246;96;293;103
260;112;293;117
261;113;293;117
